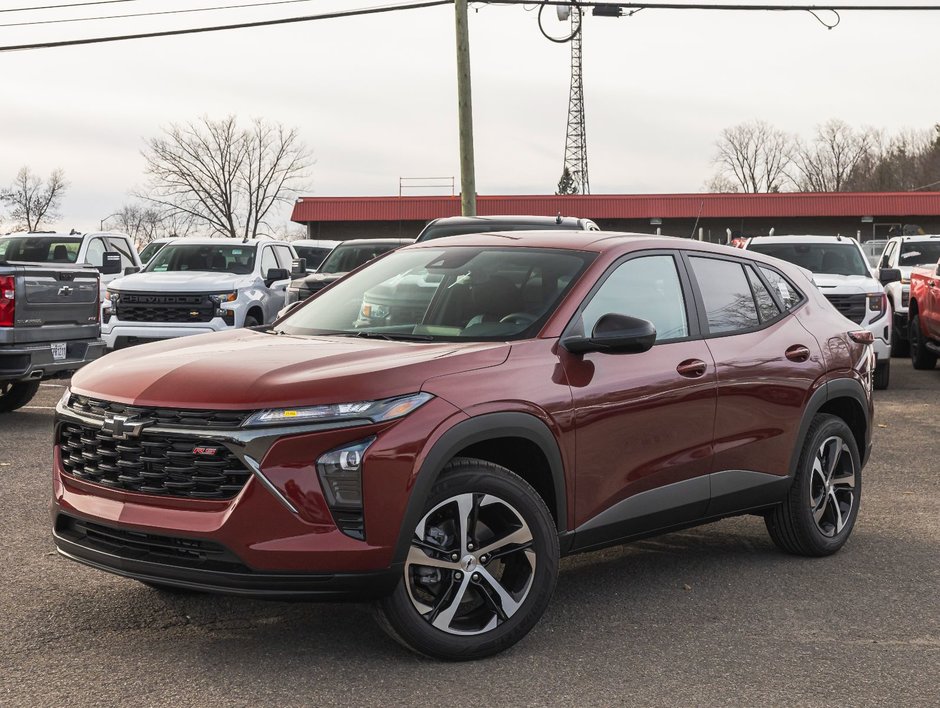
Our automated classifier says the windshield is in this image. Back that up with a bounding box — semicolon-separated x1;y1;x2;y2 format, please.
748;242;870;277
0;236;82;264
146;243;256;274
138;241;169;263
294;246;333;270
277;246;593;342
899;241;940;267
318;242;401;274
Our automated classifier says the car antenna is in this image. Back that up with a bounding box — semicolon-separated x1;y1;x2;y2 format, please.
688;200;705;240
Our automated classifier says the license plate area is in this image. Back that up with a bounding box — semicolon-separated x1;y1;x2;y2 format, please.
52;342;67;361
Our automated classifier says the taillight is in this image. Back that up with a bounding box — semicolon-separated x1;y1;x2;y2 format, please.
867;293;888;323
849;330;874;345
0;275;14;328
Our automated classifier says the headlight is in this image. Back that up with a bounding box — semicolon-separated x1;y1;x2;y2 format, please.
59;388;71;408
210;292;238;304
244;392;433;427
104;290;119;303
360;302;389;320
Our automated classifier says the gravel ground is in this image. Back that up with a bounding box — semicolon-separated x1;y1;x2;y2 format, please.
1;360;937;707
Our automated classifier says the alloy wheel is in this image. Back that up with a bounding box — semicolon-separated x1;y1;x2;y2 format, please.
405;492;537;636
809;436;857;538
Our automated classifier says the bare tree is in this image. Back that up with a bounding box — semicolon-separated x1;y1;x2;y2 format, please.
1;167;68;231
711;120;794;193
790;120;874;192
141;116;311;240
106;203;197;246
704;173;740;193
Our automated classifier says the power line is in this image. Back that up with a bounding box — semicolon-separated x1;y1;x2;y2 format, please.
0;1;454;53
494;2;940;11
1;0;138;14
0;0;322;29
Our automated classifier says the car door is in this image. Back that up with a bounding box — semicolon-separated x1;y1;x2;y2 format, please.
563;251;717;551
259;245;288;321
684;254;825;516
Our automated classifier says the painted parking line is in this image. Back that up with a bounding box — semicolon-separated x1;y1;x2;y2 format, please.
40;383;66;388
22;406;56;410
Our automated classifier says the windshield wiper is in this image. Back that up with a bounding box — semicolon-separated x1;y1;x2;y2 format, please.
342;331;435;342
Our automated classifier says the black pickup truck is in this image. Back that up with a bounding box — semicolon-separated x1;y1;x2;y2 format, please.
0;260;106;412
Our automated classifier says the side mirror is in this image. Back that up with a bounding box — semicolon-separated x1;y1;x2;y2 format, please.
98;252;122;275
265;267;290;285
291;257;307;277
123;266;140;276
562;314;657;355
879;268;902;286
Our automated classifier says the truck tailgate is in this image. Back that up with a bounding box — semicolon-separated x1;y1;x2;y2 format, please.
11;266;100;344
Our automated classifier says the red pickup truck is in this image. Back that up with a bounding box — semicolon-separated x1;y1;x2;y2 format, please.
908;259;940;369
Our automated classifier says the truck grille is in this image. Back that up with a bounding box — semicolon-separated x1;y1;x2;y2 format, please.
115;293;215;323
66;394;248;429
59;423;251;500
824;293;867;324
55;514;249;573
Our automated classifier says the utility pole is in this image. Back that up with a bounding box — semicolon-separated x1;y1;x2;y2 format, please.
455;0;476;216
563;8;590;194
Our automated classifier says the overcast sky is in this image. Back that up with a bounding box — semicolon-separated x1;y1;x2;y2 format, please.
1;0;939;233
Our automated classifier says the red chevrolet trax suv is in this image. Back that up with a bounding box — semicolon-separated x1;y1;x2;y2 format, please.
52;233;874;660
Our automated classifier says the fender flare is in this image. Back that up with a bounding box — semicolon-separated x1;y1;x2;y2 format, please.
392;412;568;565
789;378;871;477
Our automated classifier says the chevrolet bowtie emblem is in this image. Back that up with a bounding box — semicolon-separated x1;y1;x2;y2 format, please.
101;414;153;440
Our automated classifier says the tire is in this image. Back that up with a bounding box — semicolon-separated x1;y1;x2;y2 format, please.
909;314;938;370
375;458;559;661
244;314;262;328
765;414;861;557
890;321;909;358
873;360;890;390
0;380;41;413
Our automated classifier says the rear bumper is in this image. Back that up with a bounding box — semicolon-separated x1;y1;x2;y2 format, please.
53;513;400;600
0;339;106;382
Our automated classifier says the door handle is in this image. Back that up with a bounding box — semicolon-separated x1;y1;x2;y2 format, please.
677;359;708;378
785;345;811;363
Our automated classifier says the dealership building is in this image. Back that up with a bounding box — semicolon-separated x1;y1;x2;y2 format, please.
291;192;940;243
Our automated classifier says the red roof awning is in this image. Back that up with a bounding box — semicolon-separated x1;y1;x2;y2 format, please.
291;192;940;224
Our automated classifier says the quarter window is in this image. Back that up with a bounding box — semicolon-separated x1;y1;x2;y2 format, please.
745;266;781;323
581;255;689;342
689;257;760;334
759;267;803;311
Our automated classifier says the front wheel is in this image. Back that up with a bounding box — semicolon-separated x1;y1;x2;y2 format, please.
765;414;861;557
375;458;559;660
909;315;938;370
873;360;890;390
0;380;41;413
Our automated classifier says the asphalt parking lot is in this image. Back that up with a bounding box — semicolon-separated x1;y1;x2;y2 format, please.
1;361;938;707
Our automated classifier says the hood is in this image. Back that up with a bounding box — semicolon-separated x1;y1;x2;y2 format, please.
71;329;509;410
812;273;879;294
294;272;344;289
110;271;249;293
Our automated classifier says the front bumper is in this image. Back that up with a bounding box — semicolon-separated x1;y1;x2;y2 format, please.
53;512;399;600
102;321;229;349
0;338;106;382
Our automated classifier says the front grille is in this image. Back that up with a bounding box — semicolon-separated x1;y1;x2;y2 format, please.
56;514;249;573
115;292;215;323
67;394;249;429
824;293;867;324
59;423;251;500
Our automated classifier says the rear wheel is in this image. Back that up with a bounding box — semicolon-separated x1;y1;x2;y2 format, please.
873;360;890;390
0;380;41;413
375;458;559;660
909;314;938;370
765;414;861;557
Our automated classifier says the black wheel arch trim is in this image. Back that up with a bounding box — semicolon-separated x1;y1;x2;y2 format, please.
393;411;568;566
792;378;871;476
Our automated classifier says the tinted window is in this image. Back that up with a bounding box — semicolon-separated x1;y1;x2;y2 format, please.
319;243;400;274
690;257;760;334
745;266;781;323
138;241;166;264
293;246;332;270
747;242;869;277
759;267;803;310
898;241;940;267
581;255;689;342
0;236;81;263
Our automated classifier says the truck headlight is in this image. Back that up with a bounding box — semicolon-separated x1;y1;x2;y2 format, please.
104;290;120;303
244;392;433;427
210;292;237;304
867;293;888;323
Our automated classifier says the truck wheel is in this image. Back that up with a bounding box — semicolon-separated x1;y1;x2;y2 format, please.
764;414;861;557
873;360;890;390
890;324;909;358
909;315;938;370
375;458;559;660
244;314;261;328
0;380;41;413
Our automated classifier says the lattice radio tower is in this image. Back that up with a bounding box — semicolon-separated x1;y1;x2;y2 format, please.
563;8;589;195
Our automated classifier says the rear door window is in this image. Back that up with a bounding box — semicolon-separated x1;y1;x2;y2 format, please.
689;257;760;335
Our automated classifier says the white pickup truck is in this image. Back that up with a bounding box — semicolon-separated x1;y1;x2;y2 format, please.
102;238;296;349
874;234;940;356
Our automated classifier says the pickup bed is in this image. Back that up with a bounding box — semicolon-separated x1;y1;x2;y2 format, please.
908;260;940;370
0;262;106;412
